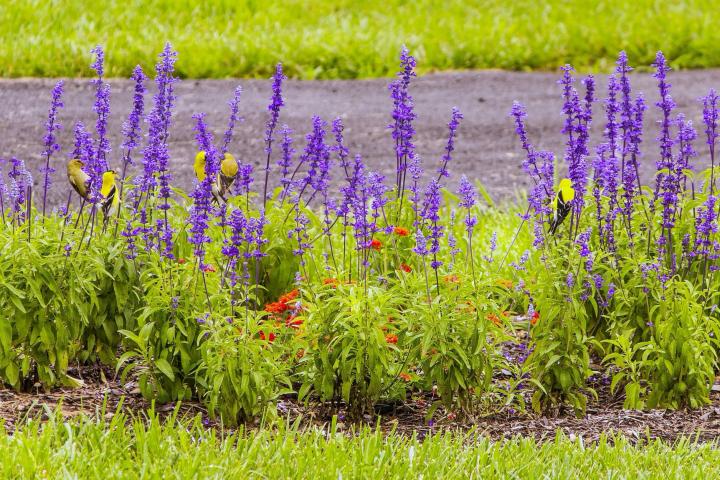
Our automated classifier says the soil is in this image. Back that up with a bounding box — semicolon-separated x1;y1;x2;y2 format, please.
3;69;720;209
3;362;720;444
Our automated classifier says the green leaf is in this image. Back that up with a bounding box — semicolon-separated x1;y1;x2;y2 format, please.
155;358;175;381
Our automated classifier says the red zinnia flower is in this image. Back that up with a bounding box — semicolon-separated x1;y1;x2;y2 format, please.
531;311;540;326
399;263;412;273
177;258;187;264
385;333;398;344
370;239;382;251
259;331;276;342
323;278;339;286
279;289;299;304
399;372;412;382
286;314;303;328
265;301;289;314
393;226;410;237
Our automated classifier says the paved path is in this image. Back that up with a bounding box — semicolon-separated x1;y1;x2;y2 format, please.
2;69;719;208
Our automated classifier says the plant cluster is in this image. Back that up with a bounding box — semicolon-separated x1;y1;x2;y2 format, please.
1;43;720;424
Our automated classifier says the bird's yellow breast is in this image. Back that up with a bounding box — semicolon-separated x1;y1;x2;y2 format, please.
101;171;116;197
194;151;207;182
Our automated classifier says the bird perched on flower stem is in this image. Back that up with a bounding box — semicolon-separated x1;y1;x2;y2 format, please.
100;170;120;229
66;159;91;200
194;151;238;204
549;178;575;234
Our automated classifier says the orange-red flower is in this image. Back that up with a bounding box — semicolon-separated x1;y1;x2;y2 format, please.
399;372;412;382
259;331;276;342
177;258;187;265
323;278;339;286
264;301;289;314
296;349;305;359
497;279;513;289
279;289;299;304
393;226;410;237
443;274;460;284
399;263;412;273
286;314;303;328
385;333;398;344
370;239;382;251
201;264;216;273
486;313;501;326
531;311;540;326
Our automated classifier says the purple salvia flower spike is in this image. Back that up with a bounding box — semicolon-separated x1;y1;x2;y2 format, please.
437;107;463;181
388;46;417;195
261;63;285;210
41;80;64;218
222;86;243;154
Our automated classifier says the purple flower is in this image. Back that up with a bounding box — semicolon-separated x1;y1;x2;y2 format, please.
122;66;147;157
413;229;428;256
332;118;350;178
222;86;243;154
593;74;621;251
261;63;285;208
566;272;575;288
420;179;444;269
653;51;676;202
560;66;594;213
510;250;530;271
702;89;719;192
447;210;460;269
616;52;645;228
139;43;178;258
222;208;247;291
576;227;592;266
90;46;111;176
388;46;417;193
277;125;294;197
510;102;554;247
189;113;218;266
694;197;717;258
437;107;463;181
41;80;64;217
457;175;477;234
7;157;32;220
407;155;424;223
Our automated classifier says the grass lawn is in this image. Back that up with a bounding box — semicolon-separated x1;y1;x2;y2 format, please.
2;0;718;79
4;411;720;479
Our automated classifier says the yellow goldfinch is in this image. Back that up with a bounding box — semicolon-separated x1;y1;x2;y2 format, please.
194;151;208;182
100;170;120;226
67;159;90;200
194;151;227;204
549;178;575;234
219;153;239;197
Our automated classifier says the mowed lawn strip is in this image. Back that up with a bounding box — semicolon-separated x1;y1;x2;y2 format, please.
4;413;720;479
2;0;719;79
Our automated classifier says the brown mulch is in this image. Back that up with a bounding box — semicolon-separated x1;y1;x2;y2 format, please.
3;363;720;444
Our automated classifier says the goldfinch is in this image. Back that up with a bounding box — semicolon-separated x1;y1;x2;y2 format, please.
219;153;239;197
100;170;120;227
67;159;91;200
549;178;575;235
194;151;228;204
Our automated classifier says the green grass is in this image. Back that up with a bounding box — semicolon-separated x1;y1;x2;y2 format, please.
3;411;720;479
2;0;719;79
